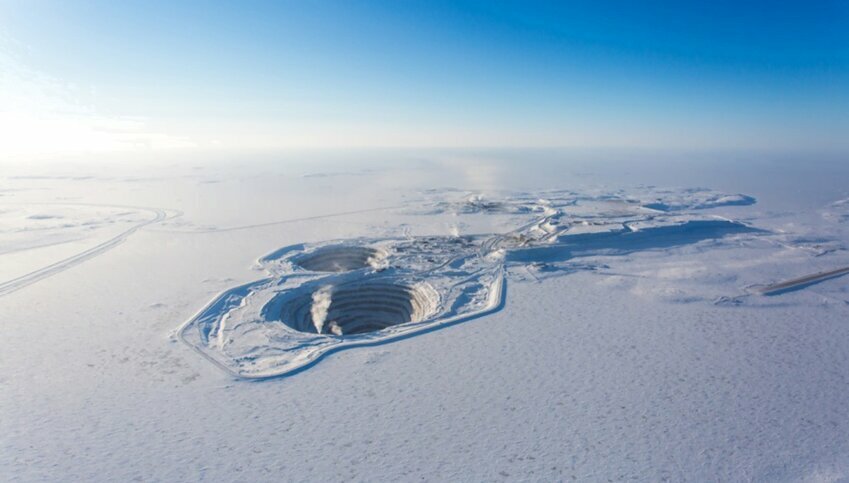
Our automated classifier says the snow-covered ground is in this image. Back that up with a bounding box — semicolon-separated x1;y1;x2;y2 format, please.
2;151;849;481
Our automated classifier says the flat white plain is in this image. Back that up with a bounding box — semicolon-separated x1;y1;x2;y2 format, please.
2;152;849;481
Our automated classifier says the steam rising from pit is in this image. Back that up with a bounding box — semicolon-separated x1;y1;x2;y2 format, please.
310;286;333;334
281;280;438;336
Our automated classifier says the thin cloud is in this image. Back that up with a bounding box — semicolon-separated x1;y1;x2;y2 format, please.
0;41;195;161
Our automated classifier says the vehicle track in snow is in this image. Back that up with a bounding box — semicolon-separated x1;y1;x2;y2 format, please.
0;203;173;298
757;266;849;296
151;205;401;234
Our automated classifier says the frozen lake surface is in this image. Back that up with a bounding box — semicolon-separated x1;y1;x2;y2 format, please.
2;150;849;481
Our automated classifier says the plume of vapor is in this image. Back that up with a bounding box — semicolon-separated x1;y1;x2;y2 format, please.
311;286;333;334
327;320;344;336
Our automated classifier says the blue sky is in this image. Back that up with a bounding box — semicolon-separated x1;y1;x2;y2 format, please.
1;0;847;157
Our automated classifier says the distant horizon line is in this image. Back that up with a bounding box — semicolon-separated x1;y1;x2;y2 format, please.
3;145;847;165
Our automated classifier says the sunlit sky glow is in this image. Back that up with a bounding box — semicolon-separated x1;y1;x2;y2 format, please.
1;0;848;159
